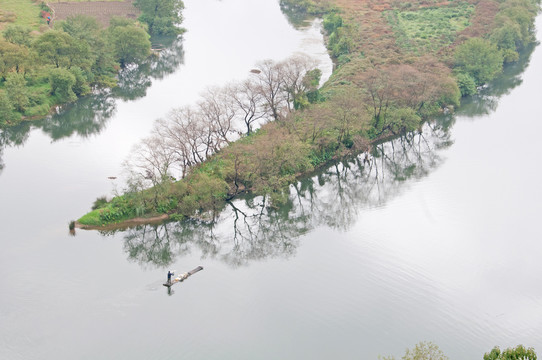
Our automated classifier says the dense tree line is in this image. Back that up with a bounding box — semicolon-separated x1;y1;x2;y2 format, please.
454;0;540;95
0;15;152;128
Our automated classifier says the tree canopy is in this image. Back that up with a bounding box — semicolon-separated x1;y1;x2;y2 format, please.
454;37;503;85
134;0;185;36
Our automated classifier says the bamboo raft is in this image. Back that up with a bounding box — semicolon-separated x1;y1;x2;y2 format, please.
163;266;204;287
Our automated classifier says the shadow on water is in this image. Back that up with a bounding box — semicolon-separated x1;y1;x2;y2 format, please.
112;37;185;100
106;114;454;269
0;36;185;171
37;91;117;141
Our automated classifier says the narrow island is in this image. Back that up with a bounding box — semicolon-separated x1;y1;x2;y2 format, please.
67;0;539;229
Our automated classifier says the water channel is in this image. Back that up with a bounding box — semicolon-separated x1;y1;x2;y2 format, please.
1;1;542;359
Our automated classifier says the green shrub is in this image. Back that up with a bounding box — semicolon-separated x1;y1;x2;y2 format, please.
455;72;477;96
92;196;109;210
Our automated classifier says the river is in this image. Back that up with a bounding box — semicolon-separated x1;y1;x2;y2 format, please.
1;1;542;359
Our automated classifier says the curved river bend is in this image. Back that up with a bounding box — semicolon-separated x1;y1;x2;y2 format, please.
1;1;542;359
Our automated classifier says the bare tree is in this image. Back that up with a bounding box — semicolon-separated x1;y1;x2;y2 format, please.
252;59;287;122
124;134;176;187
154;106;220;178
227;79;268;135
198;87;237;145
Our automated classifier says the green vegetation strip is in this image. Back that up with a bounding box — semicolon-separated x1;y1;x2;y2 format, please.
386;2;475;53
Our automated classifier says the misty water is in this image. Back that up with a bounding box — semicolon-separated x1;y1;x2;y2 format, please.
1;1;542;359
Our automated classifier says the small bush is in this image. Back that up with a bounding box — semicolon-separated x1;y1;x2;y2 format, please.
91;196;109;210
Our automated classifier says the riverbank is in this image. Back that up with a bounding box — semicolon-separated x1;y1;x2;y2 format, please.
0;0;179;128
78;0;541;228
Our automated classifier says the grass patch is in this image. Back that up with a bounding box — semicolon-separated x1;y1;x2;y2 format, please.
0;0;45;32
77;209;102;226
386;2;474;54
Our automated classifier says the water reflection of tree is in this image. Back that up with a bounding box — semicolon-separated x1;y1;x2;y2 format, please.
38;91;117;141
117;116;454;268
0;122;32;175
112;37;185;101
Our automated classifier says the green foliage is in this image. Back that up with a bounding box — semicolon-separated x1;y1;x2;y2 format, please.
106;20;151;66
77;209;101;226
134;0;185;36
49;67;77;103
488;0;540;65
322;11;351;59
454;37;503;85
5;72;29;112
0;4;152;129
59;15;101;46
383;107;421;135
91;196;109;210
455;72;477;96
69;67;91;97
323;12;343;34
33;30;73;68
0;39;29;80
0;91;20;126
309;147;335;167
3;24;32;46
327;26;352;58
76;0;542;227
188;172;228;211
386;2;474;53
484;345;536;360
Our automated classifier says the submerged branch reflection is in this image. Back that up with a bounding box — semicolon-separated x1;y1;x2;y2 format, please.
117;116;454;268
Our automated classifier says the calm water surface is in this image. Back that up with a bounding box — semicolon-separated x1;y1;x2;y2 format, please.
1;1;542;359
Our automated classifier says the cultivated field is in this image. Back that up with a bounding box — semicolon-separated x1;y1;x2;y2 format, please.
48;0;139;27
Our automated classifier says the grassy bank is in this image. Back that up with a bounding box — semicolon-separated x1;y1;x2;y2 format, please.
78;0;541;227
0;0;47;32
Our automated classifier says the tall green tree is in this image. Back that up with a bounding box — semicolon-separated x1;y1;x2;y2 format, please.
5;73;29;113
2;25;32;47
0;92;19;126
0;40;29;79
106;22;151;67
59;15;118;83
454;37;503;85
134;0;185;35
32;30;92;70
49;67;77;103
